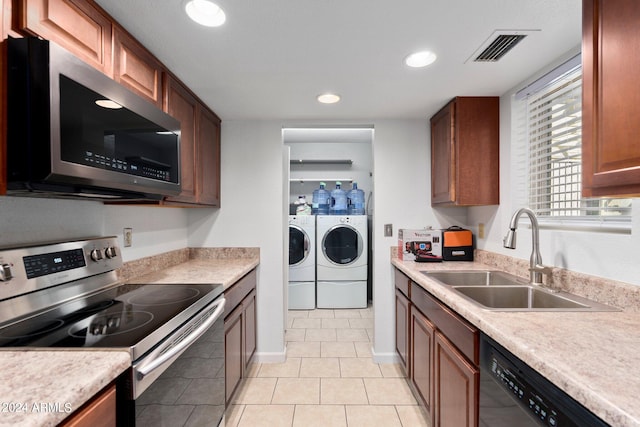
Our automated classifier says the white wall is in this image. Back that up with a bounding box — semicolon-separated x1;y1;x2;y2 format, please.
183;119;442;361
188;120;287;361
0;197;188;261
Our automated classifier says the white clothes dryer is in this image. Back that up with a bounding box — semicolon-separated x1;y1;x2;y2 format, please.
288;215;316;309
316;215;368;308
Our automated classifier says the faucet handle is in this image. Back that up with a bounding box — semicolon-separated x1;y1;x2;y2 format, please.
529;264;553;275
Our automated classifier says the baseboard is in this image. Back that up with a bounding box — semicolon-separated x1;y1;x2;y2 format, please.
371;348;400;364
253;350;287;364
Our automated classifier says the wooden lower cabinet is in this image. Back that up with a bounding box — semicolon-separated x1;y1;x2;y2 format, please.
224;304;243;404
60;384;116;427
410;305;435;423
243;289;256;369
224;270;257;405
395;289;410;374
434;332;479;427
395;267;480;427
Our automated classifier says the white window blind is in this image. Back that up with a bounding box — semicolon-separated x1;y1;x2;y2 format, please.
515;57;631;222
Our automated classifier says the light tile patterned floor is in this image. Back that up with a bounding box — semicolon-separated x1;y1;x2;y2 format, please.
225;306;430;427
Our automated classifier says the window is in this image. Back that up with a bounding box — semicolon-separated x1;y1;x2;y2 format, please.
513;55;631;224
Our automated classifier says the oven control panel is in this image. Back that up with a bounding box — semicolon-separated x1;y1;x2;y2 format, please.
0;237;121;302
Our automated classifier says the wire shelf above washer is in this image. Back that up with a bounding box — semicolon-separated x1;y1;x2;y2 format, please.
290;159;353;165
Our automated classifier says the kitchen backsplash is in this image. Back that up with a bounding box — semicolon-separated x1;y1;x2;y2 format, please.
117;247;259;282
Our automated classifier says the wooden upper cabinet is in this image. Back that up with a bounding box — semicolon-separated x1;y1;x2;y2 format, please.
582;0;640;197
2;0;7;39
0;37;6;195
430;97;499;206
196;105;221;206
113;25;164;108
19;0;113;75
164;75;198;204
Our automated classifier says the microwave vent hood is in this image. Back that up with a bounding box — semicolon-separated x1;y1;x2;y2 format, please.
5;37;182;202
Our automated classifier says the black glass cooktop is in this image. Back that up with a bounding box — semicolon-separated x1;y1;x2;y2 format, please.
0;283;223;351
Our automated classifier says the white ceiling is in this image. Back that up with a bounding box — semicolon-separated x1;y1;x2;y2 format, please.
95;0;581;122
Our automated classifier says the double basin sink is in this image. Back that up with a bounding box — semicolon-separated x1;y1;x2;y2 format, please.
421;270;618;312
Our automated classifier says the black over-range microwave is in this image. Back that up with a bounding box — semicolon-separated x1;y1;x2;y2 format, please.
5;37;181;201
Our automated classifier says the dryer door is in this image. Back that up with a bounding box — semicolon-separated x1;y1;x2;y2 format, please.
289;225;310;266
322;225;363;265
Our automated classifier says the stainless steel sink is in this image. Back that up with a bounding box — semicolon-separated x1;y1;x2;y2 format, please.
422;270;527;286
421;270;619;312
453;286;590;310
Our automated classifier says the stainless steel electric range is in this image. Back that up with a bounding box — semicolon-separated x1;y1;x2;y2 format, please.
0;236;226;426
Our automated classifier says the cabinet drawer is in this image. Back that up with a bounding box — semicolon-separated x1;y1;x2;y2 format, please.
224;269;257;316
394;268;410;297
411;282;478;364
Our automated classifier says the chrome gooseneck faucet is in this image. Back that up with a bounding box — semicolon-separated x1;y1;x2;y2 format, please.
504;207;549;285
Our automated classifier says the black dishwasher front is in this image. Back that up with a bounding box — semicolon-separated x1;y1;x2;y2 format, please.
479;333;609;427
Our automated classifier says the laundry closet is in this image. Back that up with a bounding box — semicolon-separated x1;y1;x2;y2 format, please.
284;127;374;310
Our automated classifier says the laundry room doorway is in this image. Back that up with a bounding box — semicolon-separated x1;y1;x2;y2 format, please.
283;126;374;313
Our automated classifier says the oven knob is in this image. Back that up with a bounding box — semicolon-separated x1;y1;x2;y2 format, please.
0;264;12;281
90;249;103;262
104;247;117;259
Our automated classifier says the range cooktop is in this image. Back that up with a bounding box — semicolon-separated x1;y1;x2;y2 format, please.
0;282;224;358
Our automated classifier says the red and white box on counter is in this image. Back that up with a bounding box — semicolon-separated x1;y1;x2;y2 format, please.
398;229;442;261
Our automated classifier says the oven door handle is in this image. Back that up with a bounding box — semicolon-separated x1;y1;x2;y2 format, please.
136;297;226;379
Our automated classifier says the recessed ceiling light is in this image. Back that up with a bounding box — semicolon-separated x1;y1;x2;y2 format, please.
185;0;226;27
95;99;123;109
317;93;341;104
404;50;437;68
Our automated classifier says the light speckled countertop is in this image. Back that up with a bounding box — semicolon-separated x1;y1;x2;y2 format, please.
392;257;640;427
126;257;259;289
0;350;130;427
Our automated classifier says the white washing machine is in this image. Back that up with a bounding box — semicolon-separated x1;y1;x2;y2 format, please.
288;215;316;309
316;215;368;308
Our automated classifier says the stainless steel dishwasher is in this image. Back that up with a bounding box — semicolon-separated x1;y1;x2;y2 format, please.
479;333;609;427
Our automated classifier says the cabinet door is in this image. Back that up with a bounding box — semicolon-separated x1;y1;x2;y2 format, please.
431;102;455;204
224;304;243;405
164;75;198;204
395;288;410;374
60;384;116;427
434;332;479;427
410;305;435;423
0;38;6;195
582;0;640;197
1;0;6;39
196;105;221;206
20;0;112;75
243;289;256;369
113;26;164;108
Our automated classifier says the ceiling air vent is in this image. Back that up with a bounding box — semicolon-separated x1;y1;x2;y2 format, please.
466;30;539;63
475;34;526;61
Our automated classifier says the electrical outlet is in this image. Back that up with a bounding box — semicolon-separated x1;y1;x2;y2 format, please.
384;224;393;237
478;223;485;239
123;228;133;247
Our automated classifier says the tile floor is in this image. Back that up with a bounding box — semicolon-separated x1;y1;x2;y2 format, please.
225;306;430;427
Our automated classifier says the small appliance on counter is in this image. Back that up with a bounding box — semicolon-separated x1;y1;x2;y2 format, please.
442;226;474;261
398;228;442;262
